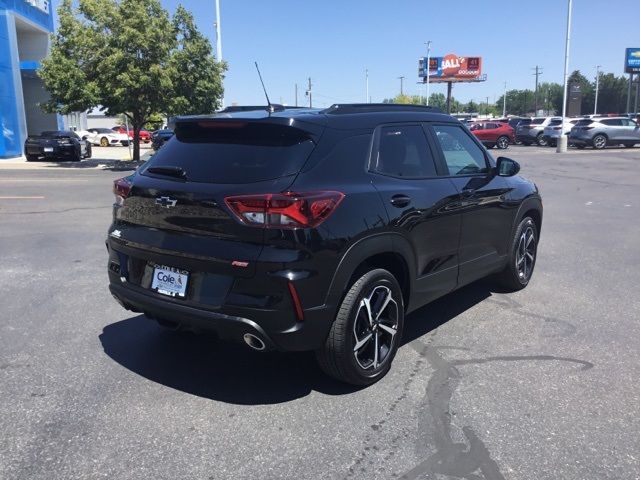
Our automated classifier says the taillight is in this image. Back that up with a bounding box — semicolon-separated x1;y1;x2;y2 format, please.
113;177;132;206
225;191;345;229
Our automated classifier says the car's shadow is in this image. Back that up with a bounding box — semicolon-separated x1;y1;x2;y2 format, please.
99;279;498;405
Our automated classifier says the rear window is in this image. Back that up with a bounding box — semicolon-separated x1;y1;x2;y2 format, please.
142;121;316;184
548;119;562;126
531;118;546;124
576;119;593;126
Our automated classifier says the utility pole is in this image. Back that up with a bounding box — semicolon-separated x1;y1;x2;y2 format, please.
214;0;223;108
365;69;369;103
594;65;601;115
305;77;312;108
295;83;298;107
557;0;573;153
503;81;507;117
532;65;543;114
425;40;432;105
398;76;405;96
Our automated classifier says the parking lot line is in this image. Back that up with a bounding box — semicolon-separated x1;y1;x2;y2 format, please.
0;196;46;199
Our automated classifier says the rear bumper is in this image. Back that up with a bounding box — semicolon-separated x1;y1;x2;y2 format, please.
109;280;334;351
106;237;338;352
569;137;591;146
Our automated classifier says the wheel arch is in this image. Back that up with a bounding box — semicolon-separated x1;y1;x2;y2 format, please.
324;234;416;312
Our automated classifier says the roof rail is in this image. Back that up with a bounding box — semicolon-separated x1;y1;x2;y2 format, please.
218;104;306;114
322;103;443;114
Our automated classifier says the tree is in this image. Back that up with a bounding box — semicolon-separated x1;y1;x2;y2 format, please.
39;0;226;160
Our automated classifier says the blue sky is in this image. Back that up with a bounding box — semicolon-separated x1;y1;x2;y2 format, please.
92;1;640;107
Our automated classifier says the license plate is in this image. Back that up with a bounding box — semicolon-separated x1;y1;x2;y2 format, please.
151;265;189;298
44;147;53;152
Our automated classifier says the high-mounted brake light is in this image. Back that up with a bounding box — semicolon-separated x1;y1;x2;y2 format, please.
225;191;345;229
113;177;132;206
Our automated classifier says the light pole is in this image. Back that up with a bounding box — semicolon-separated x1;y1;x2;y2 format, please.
503;81;507;117
398;76;405;96
594;65;601;115
557;0;573;153
214;0;223;108
365;69;369;103
425;41;432;106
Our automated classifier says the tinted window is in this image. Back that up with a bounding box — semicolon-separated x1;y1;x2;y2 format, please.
601;119;622;126
433;125;488;176
548;119;562;126
531;118;546;124
94;128;113;133
576;119;593;126
142;121;315;184
373;125;437;178
485;123;498;129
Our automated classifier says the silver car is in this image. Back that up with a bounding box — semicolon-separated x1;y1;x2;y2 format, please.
516;117;561;146
569;117;640;149
542;118;583;147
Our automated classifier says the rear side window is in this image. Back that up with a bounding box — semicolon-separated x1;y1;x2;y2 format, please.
373;125;438;178
531;118;545;124
601;119;622;126
142;121;316;184
576;119;593;126
432;125;488;175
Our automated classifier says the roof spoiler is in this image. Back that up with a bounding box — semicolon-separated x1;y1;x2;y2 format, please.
322;103;443;114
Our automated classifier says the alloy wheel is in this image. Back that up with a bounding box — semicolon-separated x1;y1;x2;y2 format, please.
515;226;536;281
593;135;606;149
537;134;547;146
497;137;509;149
352;285;399;370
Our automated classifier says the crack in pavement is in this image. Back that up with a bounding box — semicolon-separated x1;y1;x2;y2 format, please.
399;341;594;480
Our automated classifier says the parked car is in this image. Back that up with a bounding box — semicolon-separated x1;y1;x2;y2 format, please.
24;130;92;162
112;126;151;143
469;120;514;149
83;128;130;147
569;117;640;149
151;129;174;150
107;103;542;386
516;117;560;146
541;118;582;147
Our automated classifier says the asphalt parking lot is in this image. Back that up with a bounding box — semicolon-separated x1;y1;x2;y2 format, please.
1;145;639;480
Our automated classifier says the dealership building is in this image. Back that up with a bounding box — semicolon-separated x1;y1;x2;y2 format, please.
0;0;62;159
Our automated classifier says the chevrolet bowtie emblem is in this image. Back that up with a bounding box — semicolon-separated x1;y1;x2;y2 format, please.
155;196;177;208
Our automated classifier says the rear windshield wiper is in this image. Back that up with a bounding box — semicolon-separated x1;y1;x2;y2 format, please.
146;165;187;179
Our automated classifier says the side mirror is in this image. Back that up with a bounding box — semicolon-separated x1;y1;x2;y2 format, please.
496;157;520;177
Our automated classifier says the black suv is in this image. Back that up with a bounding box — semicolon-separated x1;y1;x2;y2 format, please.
107;104;542;385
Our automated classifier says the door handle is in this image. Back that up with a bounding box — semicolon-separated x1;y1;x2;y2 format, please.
390;194;411;208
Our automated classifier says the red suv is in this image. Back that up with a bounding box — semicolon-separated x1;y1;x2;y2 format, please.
112;126;151;143
469;121;514;149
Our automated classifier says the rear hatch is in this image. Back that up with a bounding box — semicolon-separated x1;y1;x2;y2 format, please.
570;119;594;135
111;118;321;281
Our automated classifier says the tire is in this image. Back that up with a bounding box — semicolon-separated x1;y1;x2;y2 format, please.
495;216;538;291
316;269;404;386
496;136;510;149
592;134;607;149
84;143;92;159
100;137;109;147
536;133;547;146
72;149;82;162
26;154;38;162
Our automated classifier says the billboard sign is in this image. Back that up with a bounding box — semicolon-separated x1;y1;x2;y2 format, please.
625;48;640;73
419;54;482;82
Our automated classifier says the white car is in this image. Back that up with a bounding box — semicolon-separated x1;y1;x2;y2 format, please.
82;128;130;147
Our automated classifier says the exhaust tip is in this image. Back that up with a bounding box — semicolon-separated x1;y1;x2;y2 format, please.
243;333;266;351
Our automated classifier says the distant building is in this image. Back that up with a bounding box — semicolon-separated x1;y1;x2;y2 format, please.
0;0;56;159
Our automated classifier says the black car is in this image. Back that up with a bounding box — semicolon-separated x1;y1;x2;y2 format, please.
151;129;174;151
107;104;542;385
24;130;91;162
